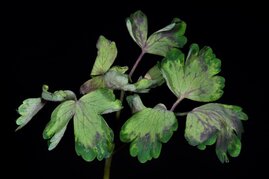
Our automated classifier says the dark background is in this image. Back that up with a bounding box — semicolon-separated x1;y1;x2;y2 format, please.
6;1;267;178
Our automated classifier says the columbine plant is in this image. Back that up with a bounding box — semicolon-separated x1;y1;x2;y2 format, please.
16;10;248;179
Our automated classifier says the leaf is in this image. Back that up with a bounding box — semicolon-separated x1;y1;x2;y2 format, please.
104;68;136;92
48;125;67;151
16;98;45;131
146;18;187;56
127;10;187;56
126;10;148;48
120;95;178;163
91;35;117;76
160;45;225;102
134;65;165;92
42;85;76;101
126;94;146;113
74;89;122;161
80;36;119;94
103;66;151;93
42;89;122;161
43;100;76;150
80;76;106;94
184;103;248;163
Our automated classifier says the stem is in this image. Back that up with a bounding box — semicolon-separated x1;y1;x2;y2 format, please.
175;111;189;116
129;50;145;81
103;50;146;179
103;157;112;179
116;90;125;119
170;96;184;111
103;97;123;179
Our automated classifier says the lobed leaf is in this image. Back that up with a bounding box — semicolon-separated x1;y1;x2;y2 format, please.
146;18;187;56
185;103;248;163
160;45;225;102
120;95;178;163
74;89;122;161
127;10;187;56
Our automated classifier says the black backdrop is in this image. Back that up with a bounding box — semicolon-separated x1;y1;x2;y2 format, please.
6;1;267;178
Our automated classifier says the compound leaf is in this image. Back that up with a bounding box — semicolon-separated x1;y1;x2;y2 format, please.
41;88;122;161
120;95;178;163
160;44;225;102
185;103;248;163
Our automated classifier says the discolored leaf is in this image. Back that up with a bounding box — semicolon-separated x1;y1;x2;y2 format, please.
127;10;187;57
126;10;148;48
104;68;136;92
134;65;165;92
160;45;225;102
185;103;248;163
16;98;45;131
120;95;178;163
91;35;117;76
42;85;76;101
74;89;122;161
42;88;122;161
80;76;106;94
146;18;187;56
43;100;76;144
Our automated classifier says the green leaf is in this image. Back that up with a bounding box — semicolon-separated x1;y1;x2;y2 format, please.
120;95;178;163
43;100;76;150
146;18;187;56
42;88;122;161
126;10;148;48
184;103;248;163
160;45;225;102
47;125;67;151
134;65;165;92
74;89;122;161
80;76;106;94
91;35;117;76
16;98;45;131
42;85;76;101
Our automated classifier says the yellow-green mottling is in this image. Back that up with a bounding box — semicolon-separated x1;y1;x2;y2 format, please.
160;44;225;102
120;95;178;163
127;10;187;56
185;103;248;163
91;35;117;76
16;98;45;131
